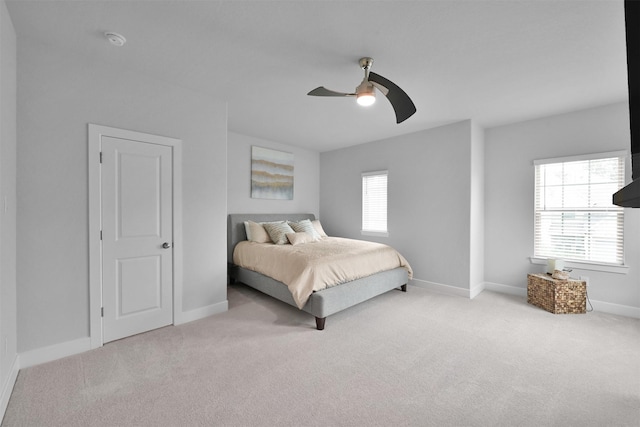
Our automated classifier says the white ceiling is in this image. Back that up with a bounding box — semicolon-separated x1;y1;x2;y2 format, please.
6;0;629;152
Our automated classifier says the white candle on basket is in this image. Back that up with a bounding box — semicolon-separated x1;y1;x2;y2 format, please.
547;259;555;274
547;258;564;274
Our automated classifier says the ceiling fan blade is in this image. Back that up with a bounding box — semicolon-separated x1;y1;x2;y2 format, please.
368;72;416;123
307;86;356;97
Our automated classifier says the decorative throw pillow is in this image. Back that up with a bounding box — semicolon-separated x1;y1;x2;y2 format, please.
311;219;328;238
244;221;272;243
288;219;321;241
262;221;295;245
286;232;313;246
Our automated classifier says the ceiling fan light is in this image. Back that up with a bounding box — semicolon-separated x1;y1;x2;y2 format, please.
356;82;376;106
357;93;376;106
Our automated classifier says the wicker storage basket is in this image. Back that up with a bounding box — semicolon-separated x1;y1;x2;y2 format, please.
527;273;586;314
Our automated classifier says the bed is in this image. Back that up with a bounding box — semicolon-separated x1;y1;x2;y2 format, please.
227;213;411;330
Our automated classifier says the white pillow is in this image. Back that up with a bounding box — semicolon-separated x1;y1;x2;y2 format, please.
243;221;272;243
312;219;328;238
262;221;295;245
286;232;314;246
288;219;321;241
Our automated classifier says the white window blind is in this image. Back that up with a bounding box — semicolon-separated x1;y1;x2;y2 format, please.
362;171;388;234
534;152;625;265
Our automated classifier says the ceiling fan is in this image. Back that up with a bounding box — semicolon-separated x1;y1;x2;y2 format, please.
307;57;417;124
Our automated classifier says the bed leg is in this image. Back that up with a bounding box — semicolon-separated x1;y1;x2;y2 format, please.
315;317;326;330
401;284;407;292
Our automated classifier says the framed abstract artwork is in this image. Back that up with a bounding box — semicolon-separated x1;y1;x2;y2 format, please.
251;146;294;200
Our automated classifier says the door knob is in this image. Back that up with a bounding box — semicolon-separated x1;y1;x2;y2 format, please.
162;242;172;249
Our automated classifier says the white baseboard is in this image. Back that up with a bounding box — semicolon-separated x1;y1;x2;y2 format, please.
588;299;640;319
410;279;485;299
19;337;91;370
0;355;19;421
16;301;229;371
484;281;527;297
175;300;228;325
483;281;640;319
470;282;486;299
410;278;470;298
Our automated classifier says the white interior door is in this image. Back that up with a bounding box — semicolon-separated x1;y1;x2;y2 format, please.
101;136;173;343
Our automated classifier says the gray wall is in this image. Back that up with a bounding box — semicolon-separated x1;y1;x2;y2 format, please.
485;102;640;309
0;0;18;401
227;131;319;216
320;120;478;293
16;39;228;353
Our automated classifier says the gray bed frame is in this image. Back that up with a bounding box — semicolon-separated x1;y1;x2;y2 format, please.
227;213;408;330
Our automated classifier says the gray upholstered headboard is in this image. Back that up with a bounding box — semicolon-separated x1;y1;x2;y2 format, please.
227;213;316;264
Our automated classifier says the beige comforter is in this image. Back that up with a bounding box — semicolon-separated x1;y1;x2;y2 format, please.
233;237;413;309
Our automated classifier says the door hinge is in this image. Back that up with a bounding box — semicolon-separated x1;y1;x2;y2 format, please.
99;152;103;163
101;307;104;317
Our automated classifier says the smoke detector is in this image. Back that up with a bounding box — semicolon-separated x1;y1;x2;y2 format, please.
105;32;126;47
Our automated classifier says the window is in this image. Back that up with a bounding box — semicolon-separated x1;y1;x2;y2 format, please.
362;170;388;236
534;151;626;266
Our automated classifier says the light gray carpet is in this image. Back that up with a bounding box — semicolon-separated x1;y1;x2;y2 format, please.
3;284;640;426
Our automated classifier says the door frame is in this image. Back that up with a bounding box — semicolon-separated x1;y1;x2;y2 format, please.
88;124;183;349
